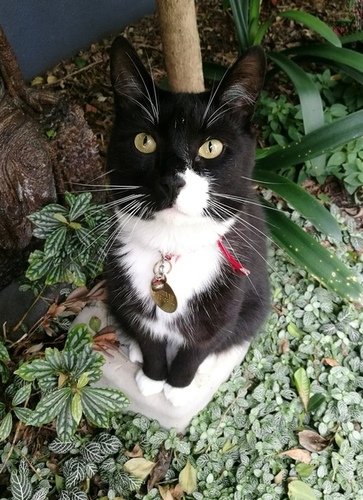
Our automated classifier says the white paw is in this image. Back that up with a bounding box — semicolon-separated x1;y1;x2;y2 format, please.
197;354;217;374
128;342;143;364
135;370;165;396
163;381;197;407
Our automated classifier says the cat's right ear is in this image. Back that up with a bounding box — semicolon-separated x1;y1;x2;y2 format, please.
109;36;153;102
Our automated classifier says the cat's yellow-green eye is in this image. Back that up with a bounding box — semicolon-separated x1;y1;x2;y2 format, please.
198;139;223;159
134;133;157;154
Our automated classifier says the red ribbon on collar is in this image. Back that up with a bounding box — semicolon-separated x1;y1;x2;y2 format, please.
217;237;250;276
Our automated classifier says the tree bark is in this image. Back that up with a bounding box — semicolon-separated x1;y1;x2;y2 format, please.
156;0;205;93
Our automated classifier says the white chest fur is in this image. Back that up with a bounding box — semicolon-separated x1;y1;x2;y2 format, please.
113;167;234;344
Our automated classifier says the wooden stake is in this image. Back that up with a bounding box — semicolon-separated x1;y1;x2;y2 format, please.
156;0;205;93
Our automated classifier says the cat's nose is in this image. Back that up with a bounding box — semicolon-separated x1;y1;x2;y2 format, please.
159;175;186;199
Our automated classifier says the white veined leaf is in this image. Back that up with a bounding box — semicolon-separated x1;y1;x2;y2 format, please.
80;392;110;428
10;471;32;500
81;441;102;464
288;479;317;500
0;412;13;442
64;458;87;489
123;457;156;480
49;437;76;454
67;488;88;500
68;191;92;221
25;255;54;281
175;440;191;455
13;407;32;423
32;487;49;500
64;324;94;353
26;388;72;426
56;393;77;442
12;384;32;407
44;226;68;257
95;433;122;455
0;341;10;361
179;459;197;495
85;462;98;478
81;387;129;413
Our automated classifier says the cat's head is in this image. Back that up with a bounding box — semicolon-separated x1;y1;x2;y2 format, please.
107;36;265;225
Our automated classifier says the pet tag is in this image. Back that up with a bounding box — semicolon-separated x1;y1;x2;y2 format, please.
150;256;178;313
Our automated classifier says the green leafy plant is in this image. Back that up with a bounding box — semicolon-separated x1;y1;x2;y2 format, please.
15;324;129;441
207;1;363;303
26;191;109;286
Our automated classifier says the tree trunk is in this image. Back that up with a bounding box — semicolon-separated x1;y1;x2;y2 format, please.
156;0;204;93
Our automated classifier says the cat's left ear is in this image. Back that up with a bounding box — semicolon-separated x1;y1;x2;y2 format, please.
109;36;154;103
217;45;266;116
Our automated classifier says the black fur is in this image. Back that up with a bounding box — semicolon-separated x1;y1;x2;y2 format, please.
106;36;270;389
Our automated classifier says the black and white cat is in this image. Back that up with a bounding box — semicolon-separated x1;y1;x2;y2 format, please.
106;36;270;406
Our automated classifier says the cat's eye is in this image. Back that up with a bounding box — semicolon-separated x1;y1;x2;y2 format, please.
198;139;223;159
134;133;157;154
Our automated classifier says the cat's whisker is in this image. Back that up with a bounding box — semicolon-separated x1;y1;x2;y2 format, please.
213;192;280;212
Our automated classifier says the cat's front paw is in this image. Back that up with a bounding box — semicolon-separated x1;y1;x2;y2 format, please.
135;369;165;396
163;382;197;407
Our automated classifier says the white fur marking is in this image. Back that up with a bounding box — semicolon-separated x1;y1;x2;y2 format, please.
135;369;165;396
163;381;198;407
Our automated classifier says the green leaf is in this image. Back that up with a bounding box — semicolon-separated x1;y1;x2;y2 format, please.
267;51;326;175
68;192;92;221
27;388;72;426
287;323;303;339
307;393;326;413
0;342;10;362
25;255;54;281
179;459;198;495
57;393;77;441
13;407;32;423
89;315;102;333
229;0;250;52
263;201;363;303
0;413;13;442
254;172;341;240
287;44;363;72
279;11;341;47
81;387;129;414
12;384;32;407
256;110;363;172
64;324;94;353
77;372;90;389
294;367;310;411
288;479;317;500
44;226;68;257
295;463;315;479
15;360;54;382
81;387;128;428
71;393;83;426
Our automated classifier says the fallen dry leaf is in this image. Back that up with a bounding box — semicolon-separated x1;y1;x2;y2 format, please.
278;338;290;354
276;448;312;464
158;485;174;500
123;457;155;481
125;443;143;458
274;469;284;484
322;357;340;367
147;445;173;490
179;459;197;495
298;430;331;452
25;343;44;354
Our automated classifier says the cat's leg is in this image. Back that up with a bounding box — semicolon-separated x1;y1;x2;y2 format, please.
163;346;209;406
135;336;168;396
